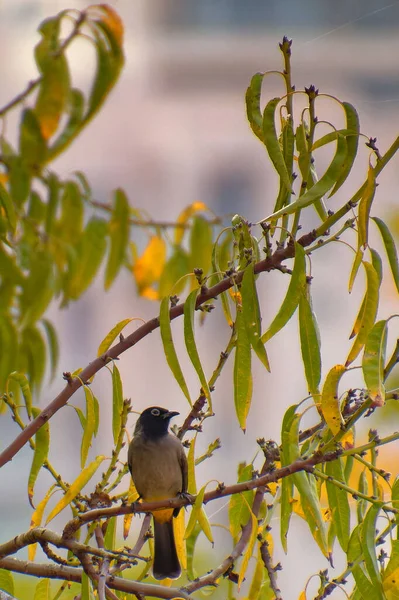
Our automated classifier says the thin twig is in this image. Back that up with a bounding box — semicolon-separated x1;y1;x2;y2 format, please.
260;540;283;599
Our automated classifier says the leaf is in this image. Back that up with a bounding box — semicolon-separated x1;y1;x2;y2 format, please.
325;459;350;552
105;189;130;289
7;371;32;419
81;571;95;600
29;484;57;561
159;245;190;297
348;526;381;600
174;201;208;245
19;251;54;327
104;516;117;550
133;235;166;299
383;540;399;597
58;180;84;244
234;300;252;431
261;242;306;343
97;318;133;356
329;102;360;196
361;504;384;591
372;216;399;294
81;386;96;468
112;364;123;444
0;569;14;596
159;296;191;404
358;165;377;249
362;320;387;408
184;484;213;543
47;88;85;160
320;365;346;436
211;230;233;327
238;498;259;590
46;455;106;524
184;289;211;406
263;133;347;222
298;282;321;399
34;578;50;600
346;262;379;366
241;264;270;371
262;97;292;192
229;463;254;539
19;108;47;169
0;182;16;233
349;249;363;293
41;319;59;380
20;325;47;390
189;215;213;280
28;406;50;509
280;406;297;552
245;72;265;142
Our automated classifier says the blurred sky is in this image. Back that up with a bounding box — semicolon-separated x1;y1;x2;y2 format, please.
1;1;399;597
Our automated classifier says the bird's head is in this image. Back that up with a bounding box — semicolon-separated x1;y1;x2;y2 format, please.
135;406;180;438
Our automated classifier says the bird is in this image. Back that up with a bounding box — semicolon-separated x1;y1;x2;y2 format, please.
127;406;188;580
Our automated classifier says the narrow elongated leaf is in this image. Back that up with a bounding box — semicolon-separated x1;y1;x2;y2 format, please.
0;570;14;596
20;251;54;327
20;325;47;390
280;404;298;552
0;182;16;233
112;364;123;444
41;319;59;380
7;372;32;419
47;88;85;160
159;245;190;297
133;235;166;299
383;540;399;596
262;97;292;192
329;102;360;196
81;386;96;468
184;484;212;543
104;516;117;550
29;484;57;561
261;243;306;342
346;262;379;366
105;189;130;290
159;296;191;405
241;264;270;370
321;365;346;435
246;72;265;142
46;455;106;524
362;320;387;407
238;499;259;590
298;283;321;399
189;216;213;276
348;526;381;600
175;201;208;245
229;463;254;539
184;290;211;406
358;166;377;249
19;108;47;168
349;249;363;293
34;578;50;600
28;407;50;508
97;318;133;356
372;216;399;294
211;231;233;326
234;301;252;431
263;134;347;222
325;459;350;552
81;572;95;600
361;504;384;591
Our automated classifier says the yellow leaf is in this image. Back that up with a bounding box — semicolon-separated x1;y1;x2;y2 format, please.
298;592;307;600
174;509;187;571
29;485;57;561
46;456;106;524
133;236;166;298
321;365;346;435
238;502;258;591
90;4;124;45
123;479;139;539
175;202;209;245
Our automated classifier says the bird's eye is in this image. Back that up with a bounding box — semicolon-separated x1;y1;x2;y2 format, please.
151;408;161;416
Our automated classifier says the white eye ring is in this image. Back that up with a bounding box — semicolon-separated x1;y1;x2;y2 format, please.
151;408;161;416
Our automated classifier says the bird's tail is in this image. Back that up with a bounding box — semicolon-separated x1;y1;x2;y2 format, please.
153;519;181;580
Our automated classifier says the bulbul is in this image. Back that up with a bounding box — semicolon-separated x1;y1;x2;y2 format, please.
127;406;188;580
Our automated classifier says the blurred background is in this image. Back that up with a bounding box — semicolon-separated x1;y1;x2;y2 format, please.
1;0;399;597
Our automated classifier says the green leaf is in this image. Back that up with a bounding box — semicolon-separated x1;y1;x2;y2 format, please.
81;571;95;600
44;172;60;235
348;525;381;600
0;182;16;233
362;320;387;407
159;296;191;404
280;404;298;552
346;262;379;366
261;242;306;342
372;216;399;294
189;216;213;277
358;166;377;249
349;249;363;293
325;459;350;552
19;108;47;169
238;499;259;590
328;102;360;197
34;577;50;600
262;97;292;191
104;516;117;550
229;463;254;539
211;230;233;326
7;371;33;419
234;300;252;431
0;569;14;596
105;189;130;290
159;245;190;297
263;133;347;222
383;539;399;596
20;326;47;390
81;385;96;468
298;282;321;399
97;318;133;356
184;483;213;543
245;72;265;142
361;504;384;591
20;251;54;326
48;88;85;160
241;264;270;371
28;406;50;509
46;455;106;524
184;289;211;407
41;319;59;380
8;157;31;207
58;180;84;244
112;364;123;444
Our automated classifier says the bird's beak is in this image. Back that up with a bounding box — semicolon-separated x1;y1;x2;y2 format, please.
163;410;180;419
